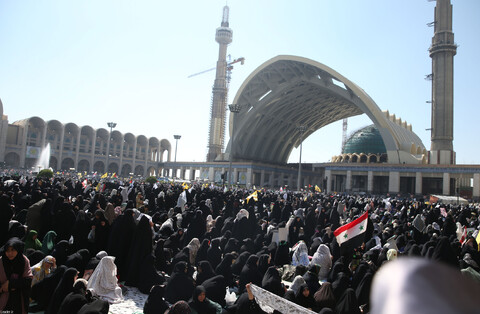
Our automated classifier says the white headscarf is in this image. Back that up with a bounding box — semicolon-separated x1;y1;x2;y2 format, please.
87;256;124;304
235;209;249;222
288;275;306;294
291;241;309;267
186;238;201;265
310;244;332;281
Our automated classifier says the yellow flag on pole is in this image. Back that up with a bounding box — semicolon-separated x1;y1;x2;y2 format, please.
246;190;259;203
101;172;108;179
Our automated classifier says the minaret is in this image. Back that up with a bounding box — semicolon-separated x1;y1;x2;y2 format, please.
429;0;457;165
206;6;233;162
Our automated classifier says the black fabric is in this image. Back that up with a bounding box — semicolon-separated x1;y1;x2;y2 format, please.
231;251;250;276
195;238;210;265
137;254;166;294
273;241;290;267
125;215;153;287
206;238;222;270
51;239;70;267
58;280;89;314
188;285;216;314
53;201;76;242
233;291;266;314
295;283;316;311
31;265;67;310
332;272;350;301
355;271;373;307
154;239;168;272
261;266;284;297
77;298;110;314
107;209;136;281
46;267;79;314
143;285;169;314
92;210;110;254
65;248;91;277
335;288;361;314
202;275;227;307
314;282;336;311
71;210;91;253
303;264;321;294
215;252;235;288
1;237;31;314
238;255;262;294
432;236;459;268
164;261;195;304
196;260;215;286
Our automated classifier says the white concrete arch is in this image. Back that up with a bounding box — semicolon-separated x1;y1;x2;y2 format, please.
227;55;425;165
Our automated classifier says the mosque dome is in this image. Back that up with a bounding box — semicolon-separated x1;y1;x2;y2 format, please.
342;124;387;155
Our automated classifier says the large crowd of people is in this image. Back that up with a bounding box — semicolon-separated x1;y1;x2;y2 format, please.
1;171;480;314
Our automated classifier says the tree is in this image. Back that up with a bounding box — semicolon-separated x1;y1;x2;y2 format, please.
145;176;158;185
37;169;53;179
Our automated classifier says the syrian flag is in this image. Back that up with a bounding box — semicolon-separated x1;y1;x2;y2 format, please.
334;211;368;253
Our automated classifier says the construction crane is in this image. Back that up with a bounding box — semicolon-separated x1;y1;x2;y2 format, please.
188;56;245;79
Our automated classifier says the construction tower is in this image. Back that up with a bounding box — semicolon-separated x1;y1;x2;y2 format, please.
206;6;233;162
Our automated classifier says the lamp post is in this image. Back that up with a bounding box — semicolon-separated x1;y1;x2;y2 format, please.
106;122;117;174
297;125;306;191
173;135;181;180
228;104;241;189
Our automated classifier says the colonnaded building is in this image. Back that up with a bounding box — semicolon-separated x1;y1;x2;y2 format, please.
0;98;171;177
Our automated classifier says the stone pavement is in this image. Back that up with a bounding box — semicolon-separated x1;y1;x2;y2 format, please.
109;286;148;314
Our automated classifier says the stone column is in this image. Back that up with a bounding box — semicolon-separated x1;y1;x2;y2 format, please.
473;173;480;199
58;127;65;169
0;118;9;162
246;168;253;189
75;131;81;169
90;133;96;172
325;169;332;193
415;172;423;195
233;168;239;185
269;171;274;188
389;171;400;194
346;170;352;192
367;171;373;193
19;123;29;168
132;140;137;174
208;167;215;182
443;172;450;195
260;170;265;187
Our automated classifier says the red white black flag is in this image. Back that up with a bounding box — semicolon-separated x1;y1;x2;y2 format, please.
334;211;368;247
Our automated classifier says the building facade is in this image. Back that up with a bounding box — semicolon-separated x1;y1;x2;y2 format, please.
0;101;171;177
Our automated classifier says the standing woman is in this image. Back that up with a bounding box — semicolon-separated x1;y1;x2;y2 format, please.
0;237;33;314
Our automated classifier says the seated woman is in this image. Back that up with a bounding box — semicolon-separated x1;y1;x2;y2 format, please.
31;255;56;286
86;256;123;304
188;285;222;314
0;237;33;314
58;278;90;314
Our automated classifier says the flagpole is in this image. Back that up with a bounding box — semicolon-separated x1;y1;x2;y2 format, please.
297;126;306;191
228;104;241;189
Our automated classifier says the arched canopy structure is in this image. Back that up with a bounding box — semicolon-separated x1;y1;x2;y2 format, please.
226;55;425;165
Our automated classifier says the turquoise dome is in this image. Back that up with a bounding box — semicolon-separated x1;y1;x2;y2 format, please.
342;125;387;154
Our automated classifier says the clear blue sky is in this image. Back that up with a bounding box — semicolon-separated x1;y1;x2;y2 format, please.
1;0;479;164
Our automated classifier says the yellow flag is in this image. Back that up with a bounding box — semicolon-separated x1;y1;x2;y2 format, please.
101;172;108;179
315;185;321;192
476;232;480;251
246;190;258;203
